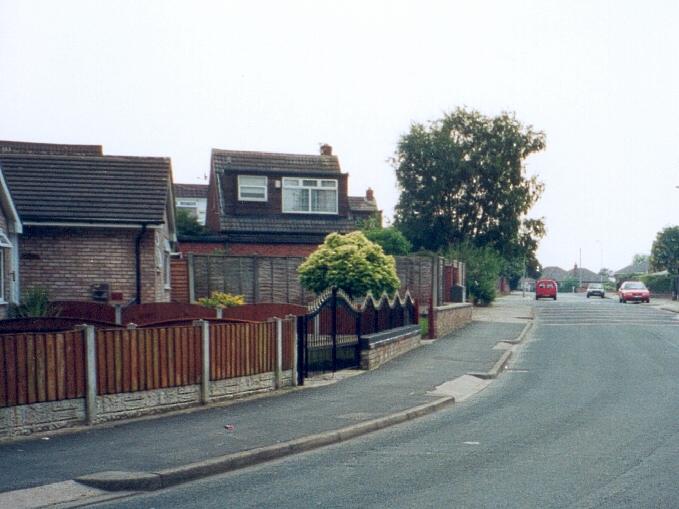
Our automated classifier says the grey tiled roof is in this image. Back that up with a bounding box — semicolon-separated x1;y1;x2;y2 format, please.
212;149;341;175
0;140;103;156
0;154;172;224
219;215;359;234
348;196;378;212
614;259;649;275
174;183;208;199
540;266;568;281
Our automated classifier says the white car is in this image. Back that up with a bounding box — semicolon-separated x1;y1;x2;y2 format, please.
586;283;605;298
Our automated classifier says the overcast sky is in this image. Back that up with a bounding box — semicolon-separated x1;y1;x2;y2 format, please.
1;1;678;273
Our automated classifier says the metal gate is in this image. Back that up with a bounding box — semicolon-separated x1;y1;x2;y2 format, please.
297;288;361;382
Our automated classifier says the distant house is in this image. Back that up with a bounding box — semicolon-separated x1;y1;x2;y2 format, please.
614;259;649;277
540;266;569;282
174;183;208;225
541;265;601;286
181;144;380;257
0;141;176;304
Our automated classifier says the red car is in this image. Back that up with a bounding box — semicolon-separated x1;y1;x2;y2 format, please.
535;279;558;300
618;281;650;303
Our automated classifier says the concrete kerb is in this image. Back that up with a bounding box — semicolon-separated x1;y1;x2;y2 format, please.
468;320;532;380
76;397;455;492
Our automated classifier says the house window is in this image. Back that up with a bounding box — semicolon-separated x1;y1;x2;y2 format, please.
177;200;199;219
0;231;11;303
238;175;267;201
282;178;338;214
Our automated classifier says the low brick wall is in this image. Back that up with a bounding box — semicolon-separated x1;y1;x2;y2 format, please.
0;370;294;440
360;325;421;370
430;302;472;338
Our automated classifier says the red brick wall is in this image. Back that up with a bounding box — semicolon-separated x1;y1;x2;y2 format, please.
19;226;169;303
178;241;226;254
178;241;318;258
226;243;318;257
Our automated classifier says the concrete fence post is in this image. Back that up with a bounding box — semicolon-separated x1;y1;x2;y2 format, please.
114;304;122;326
83;325;97;425
275;318;283;389
197;320;210;404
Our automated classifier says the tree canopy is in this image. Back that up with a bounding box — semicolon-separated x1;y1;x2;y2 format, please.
298;231;400;298
392;108;546;281
175;208;207;236
650;226;679;275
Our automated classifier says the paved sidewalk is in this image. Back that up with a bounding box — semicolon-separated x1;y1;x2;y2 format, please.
0;294;534;507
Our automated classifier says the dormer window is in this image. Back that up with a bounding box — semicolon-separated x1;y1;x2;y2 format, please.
238;175;267;201
282;178;338;214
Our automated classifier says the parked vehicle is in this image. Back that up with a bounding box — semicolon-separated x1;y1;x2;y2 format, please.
618;281;650;303
586;283;605;298
535;279;558;300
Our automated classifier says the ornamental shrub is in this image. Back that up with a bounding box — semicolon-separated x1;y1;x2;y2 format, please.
197;291;245;309
298;231;400;298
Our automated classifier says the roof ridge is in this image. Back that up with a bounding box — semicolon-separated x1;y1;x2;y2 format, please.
211;148;335;159
0;153;170;163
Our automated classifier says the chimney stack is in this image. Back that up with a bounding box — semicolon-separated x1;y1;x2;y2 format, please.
320;144;333;156
366;188;374;201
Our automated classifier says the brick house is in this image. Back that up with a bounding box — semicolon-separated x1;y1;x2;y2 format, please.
174;183;208;225
180;144;380;256
0;143;176;304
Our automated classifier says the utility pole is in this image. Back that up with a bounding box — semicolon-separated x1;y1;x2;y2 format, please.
579;248;582;290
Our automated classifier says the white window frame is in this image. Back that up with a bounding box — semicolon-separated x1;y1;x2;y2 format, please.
282;178;338;214
0;231;11;305
238;175;268;202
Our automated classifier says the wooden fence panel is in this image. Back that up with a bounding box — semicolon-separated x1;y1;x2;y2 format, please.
95;326;202;395
0;331;86;408
209;322;277;381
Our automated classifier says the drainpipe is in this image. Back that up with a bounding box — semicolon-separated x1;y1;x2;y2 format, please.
135;224;148;304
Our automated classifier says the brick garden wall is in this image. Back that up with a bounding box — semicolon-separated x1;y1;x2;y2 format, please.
429;303;472;338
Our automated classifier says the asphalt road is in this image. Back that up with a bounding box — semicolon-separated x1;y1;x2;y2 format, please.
96;294;679;508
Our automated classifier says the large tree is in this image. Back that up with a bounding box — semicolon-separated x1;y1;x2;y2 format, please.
392;108;546;265
650;226;679;274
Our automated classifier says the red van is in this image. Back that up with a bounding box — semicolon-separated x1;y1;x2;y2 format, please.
535;279;558;300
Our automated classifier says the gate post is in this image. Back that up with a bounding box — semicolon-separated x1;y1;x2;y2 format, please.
274;318;283;389
331;287;338;373
296;315;305;385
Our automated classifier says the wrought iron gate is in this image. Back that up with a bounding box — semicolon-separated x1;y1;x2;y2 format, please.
297;288;361;382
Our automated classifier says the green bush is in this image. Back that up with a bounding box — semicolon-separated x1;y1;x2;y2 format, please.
9;288;60;318
362;227;412;256
197;291;245;309
447;243;502;306
640;274;673;293
559;275;579;293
